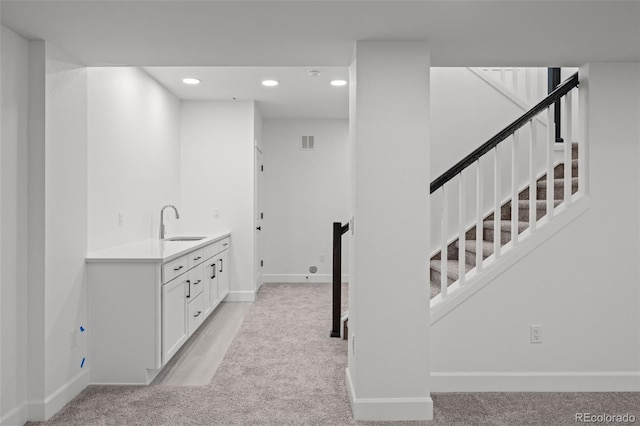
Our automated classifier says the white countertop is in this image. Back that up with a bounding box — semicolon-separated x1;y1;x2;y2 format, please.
85;232;231;263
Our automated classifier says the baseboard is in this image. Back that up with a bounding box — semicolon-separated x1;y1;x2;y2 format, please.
431;371;640;392
1;402;28;426
346;368;433;421
225;290;256;302
27;368;90;421
263;274;349;283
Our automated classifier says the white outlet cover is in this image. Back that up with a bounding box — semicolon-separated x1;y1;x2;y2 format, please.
530;324;543;343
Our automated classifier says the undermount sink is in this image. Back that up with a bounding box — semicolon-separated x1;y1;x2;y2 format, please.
164;236;206;242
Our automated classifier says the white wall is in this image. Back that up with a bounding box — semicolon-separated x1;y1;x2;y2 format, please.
431;67;531;180
262;119;349;282
87;67;181;252
39;42;90;418
348;41;431;421
179;101;256;300
0;24;29;426
431;62;640;391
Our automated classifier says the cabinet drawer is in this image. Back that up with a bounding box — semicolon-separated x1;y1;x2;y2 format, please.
219;237;230;251
187;293;205;336
203;241;220;260
187;248;205;268
188;263;204;300
162;255;188;284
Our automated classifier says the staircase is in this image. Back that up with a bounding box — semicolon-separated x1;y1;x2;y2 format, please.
428;71;585;318
429;143;578;299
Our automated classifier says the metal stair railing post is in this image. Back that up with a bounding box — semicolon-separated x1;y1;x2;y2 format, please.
331;221;349;338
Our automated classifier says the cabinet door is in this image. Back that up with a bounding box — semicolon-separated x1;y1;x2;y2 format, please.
218;251;229;300
203;258;218;317
162;277;188;363
187;293;205;337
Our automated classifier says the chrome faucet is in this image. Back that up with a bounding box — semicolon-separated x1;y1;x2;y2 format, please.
159;205;180;239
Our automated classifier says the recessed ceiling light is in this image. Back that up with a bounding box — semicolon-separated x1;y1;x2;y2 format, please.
262;80;279;87
182;77;201;85
330;79;347;87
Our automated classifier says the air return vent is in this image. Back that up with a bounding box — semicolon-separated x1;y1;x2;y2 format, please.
300;135;315;151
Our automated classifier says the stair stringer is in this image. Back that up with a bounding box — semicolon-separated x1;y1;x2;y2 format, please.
430;195;590;326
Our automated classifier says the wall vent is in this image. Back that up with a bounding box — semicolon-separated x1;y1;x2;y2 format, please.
300;135;315;151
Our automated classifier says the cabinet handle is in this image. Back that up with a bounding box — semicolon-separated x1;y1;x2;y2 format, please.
194;256;201;261
194;311;202;318
194;280;201;285
210;263;216;279
186;280;191;298
222;243;228;247
174;265;183;271
219;259;223;273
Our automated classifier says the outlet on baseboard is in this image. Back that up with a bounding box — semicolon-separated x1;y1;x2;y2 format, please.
530;324;543;344
70;329;78;349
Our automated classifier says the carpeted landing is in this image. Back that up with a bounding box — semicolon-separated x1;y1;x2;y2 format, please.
29;283;640;425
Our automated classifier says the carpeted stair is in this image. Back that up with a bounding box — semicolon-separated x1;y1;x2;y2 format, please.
430;143;579;299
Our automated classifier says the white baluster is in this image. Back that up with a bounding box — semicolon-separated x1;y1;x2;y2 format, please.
476;160;483;273
547;105;555;220
441;186;448;298
511;132;519;245
578;85;588;196
529;119;537;233
564;91;573;206
493;146;501;259
458;173;466;285
525;68;532;104
512;67;518;95
500;68;506;86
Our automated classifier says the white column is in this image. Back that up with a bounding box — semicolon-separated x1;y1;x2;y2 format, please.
347;41;431;421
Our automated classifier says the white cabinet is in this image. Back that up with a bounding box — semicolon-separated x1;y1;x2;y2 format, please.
187;293;205;336
87;233;231;385
218;251;229;300
162;276;188;361
203;258;218;318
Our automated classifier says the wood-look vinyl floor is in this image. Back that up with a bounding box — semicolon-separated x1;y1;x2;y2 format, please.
151;301;253;386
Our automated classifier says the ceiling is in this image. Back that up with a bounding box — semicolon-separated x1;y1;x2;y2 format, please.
143;66;349;119
2;1;639;67
2;0;638;119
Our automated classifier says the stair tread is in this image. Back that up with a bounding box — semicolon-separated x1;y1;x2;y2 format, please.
538;177;579;188
517;199;562;208
483;220;529;232
456;239;494;256
430;259;473;280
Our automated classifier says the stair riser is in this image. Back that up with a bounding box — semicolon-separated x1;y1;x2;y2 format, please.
501;203;547;221
536;184;578;200
483;225;529;245
430;267;454;286
553;163;578;179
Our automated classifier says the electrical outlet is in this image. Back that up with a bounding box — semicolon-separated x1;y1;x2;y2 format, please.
320;254;325;263
530;324;543;343
70;329;78;349
118;212;124;227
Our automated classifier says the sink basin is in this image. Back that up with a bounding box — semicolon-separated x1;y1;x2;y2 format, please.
164;236;206;242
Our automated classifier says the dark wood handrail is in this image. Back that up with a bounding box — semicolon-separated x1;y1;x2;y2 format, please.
430;72;579;194
331;221;349;338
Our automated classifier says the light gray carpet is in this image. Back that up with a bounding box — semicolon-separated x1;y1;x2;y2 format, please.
29;283;640;425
